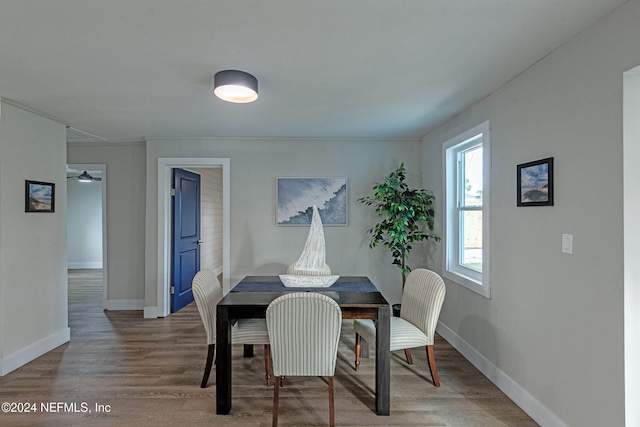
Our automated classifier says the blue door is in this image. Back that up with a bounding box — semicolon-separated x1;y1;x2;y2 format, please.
171;168;201;312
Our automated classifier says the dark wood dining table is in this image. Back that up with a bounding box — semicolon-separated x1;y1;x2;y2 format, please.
215;275;391;415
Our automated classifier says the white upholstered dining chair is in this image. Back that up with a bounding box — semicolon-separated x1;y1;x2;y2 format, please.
353;268;446;386
191;269;272;388
266;292;342;427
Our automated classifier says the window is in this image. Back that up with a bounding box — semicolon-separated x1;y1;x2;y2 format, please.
443;121;490;298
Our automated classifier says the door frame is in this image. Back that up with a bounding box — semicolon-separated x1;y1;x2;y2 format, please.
157;157;230;317
66;163;108;309
624;65;640;426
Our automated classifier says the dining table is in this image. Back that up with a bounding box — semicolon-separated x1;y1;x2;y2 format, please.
215;275;391;416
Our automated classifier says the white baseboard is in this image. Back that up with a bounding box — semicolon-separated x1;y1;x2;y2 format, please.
67;262;103;269
213;265;223;277
105;299;144;310
144;306;159;318
436;321;569;427
1;327;70;376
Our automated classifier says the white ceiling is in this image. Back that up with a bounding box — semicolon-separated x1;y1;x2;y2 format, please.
0;0;628;142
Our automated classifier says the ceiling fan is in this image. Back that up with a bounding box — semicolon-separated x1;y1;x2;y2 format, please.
67;171;102;182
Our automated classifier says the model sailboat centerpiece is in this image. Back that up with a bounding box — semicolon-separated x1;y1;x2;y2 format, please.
279;205;340;287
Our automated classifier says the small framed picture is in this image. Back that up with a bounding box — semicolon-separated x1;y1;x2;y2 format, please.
25;180;55;213
517;157;553;207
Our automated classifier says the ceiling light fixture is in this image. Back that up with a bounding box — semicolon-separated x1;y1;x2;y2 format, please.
213;70;258;103
77;171;94;182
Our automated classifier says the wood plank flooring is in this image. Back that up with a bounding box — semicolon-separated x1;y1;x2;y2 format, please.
0;270;538;426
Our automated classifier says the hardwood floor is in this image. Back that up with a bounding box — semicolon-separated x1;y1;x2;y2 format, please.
0;270;538;426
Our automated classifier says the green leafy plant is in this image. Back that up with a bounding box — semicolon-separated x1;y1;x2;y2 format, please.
358;163;439;289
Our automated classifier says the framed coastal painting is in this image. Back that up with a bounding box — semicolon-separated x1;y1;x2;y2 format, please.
517;157;553;207
25;180;55;213
276;177;348;226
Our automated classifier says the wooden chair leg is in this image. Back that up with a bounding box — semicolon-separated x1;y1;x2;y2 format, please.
201;344;215;388
328;376;335;427
264;344;272;386
354;333;361;371
426;345;440;387
272;375;281;427
404;348;414;365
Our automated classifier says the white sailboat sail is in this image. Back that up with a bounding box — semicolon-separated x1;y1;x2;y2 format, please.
294;204;326;273
280;204;339;287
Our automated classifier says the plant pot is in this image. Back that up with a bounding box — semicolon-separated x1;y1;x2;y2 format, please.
392;304;401;317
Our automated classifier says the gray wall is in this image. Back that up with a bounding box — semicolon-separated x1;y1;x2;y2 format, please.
0;100;69;374
67;141;146;302
144;137;425;311
422;1;640;426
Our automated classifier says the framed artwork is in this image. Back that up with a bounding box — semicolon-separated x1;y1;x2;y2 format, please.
25;180;55;212
276;177;348;226
517;157;553;207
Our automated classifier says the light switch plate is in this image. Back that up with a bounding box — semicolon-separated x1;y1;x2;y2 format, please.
562;234;573;254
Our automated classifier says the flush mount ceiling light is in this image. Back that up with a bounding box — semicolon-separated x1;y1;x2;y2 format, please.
67;171;102;183
213;70;258;103
78;171;94;182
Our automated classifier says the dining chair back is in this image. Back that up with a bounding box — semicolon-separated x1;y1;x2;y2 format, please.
354;268;446;386
192;269;272;388
400;268;446;347
266;292;342;426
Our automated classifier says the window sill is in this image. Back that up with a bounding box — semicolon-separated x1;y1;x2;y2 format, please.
443;270;490;298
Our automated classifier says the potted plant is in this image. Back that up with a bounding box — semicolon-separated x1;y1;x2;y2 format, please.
358;163;439;315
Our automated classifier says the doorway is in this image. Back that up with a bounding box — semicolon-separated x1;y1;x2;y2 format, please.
156;158;230;318
171;168;201;313
66;163;107;309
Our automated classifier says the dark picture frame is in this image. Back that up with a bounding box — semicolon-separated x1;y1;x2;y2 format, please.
517;157;554;207
25;180;55;213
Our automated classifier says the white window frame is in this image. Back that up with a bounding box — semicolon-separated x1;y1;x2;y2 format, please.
443;121;491;298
